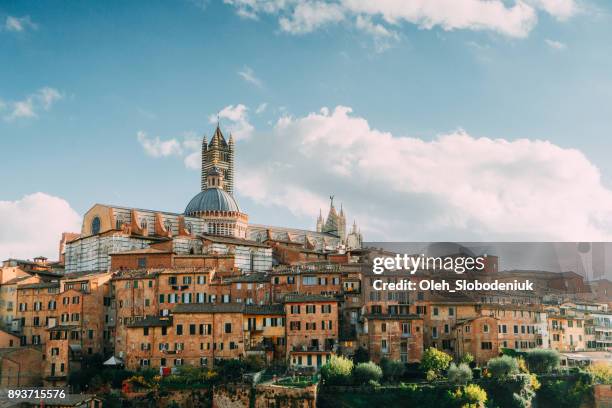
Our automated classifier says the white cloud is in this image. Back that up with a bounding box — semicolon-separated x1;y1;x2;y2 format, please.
279;1;345;34
136;131;184;157
529;0;578;20
355;15;399;52
3;87;64;122
209;104;254;140
236;105;612;241
255;103;268;114
4;15;38;32
238;66;263;88
545;38;567;50
224;0;578;40
0;193;81;260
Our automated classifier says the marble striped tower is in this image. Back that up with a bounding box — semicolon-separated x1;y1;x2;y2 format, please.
200;124;234;195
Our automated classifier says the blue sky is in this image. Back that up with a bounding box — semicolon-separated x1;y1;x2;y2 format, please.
2;0;612;259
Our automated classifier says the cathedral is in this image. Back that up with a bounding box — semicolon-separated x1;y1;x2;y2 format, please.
63;125;362;274
316;197;363;250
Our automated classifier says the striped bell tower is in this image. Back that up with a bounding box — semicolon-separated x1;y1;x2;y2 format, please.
200;124;234;195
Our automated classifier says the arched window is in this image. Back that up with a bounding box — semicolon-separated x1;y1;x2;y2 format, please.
164;220;172;232
140;218;148;230
186;222;192;234
116;218;123;229
91;217;101;235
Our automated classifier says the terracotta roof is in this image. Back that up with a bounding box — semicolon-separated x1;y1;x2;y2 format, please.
224;273;269;283
110;248;173;255
47;324;80;332
126;316;173;328
173;303;244;314
244;304;285;315
363;313;422;320
283;294;339;303
200;234;270;248
18;282;60;290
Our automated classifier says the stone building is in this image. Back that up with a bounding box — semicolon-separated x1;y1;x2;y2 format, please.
284;294;339;369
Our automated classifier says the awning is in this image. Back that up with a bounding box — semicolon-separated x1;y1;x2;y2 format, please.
103;356;124;366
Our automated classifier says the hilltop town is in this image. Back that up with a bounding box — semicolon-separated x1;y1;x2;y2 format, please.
1;126;611;407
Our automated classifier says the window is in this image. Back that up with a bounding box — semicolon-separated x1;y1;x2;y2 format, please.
465;325;471;333
290;321;301;330
481;342;493;350
321;305;332;313
183;276;192;285
176;325;183;335
303;276;317;285
432;327;438;338
381;339;388;353
306;305;316;313
168;277;177;285
483;324;489;333
225;323;232;333
91;217;101;234
402;322;411;335
381;323;387;332
138;258;146;268
143;327;149;336
449;307;455;316
190;324;196;335
433;307;439;316
290;305;301;314
287;276;295;284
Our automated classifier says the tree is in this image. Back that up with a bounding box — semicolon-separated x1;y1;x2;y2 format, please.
487;356;519;379
420;347;453;380
353;347;370;364
380;357;405;383
448;363;473;386
320;355;354;385
588;362;612;385
353;362;383;385
460;353;475;366
524;349;560;374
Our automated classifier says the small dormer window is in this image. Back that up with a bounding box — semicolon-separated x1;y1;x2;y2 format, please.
91;217;101;235
141;218;148;229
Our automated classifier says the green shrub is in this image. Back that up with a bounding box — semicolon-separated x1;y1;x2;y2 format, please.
459;353;474;366
588;362;612;385
536;377;593;408
448;363;473;386
524;349;560;374
453;383;487;407
472;368;482;380
487;356;519;379
320;355;354;385
421;347;453;379
380;358;405;383
353;362;383;385
483;373;536;408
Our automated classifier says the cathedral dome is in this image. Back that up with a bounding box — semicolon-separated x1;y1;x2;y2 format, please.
184;188;240;215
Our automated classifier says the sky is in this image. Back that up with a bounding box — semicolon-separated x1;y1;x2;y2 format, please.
1;0;612;260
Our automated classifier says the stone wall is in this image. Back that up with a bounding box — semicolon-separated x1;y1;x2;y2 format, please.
212;384;251;408
594;384;612;408
211;383;318;408
254;383;317;408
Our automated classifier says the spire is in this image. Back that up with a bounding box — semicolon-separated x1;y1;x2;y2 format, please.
201;133;208;192
229;133;234;145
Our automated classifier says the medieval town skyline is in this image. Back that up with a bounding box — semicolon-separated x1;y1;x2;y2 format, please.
3;0;612;260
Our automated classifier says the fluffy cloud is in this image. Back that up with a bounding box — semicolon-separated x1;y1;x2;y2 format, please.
4;15;38;33
224;0;578;40
279;1;346;34
3;87;64;122
209;104;254;140
0;193;81;260
237;66;263;88
138;105;253;169
137;131;184;157
545;38;567;50
236;106;612;241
